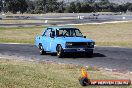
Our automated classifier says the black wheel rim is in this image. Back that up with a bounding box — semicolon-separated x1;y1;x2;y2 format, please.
40;46;43;53
57;47;61;56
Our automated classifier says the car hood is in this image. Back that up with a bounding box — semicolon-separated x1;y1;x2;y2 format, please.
57;37;94;42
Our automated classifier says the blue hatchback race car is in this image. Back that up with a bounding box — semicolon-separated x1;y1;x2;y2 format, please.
36;26;95;58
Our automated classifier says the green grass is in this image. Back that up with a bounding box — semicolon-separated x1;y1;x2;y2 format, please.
0;22;132;47
0;59;131;88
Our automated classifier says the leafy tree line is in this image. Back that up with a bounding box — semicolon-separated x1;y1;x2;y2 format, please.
66;0;132;13
0;0;132;13
0;0;28;13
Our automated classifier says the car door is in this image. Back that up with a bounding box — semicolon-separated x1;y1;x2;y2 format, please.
42;28;52;51
49;29;56;52
43;28;54;51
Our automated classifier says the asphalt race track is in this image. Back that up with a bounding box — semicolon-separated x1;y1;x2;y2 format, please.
0;43;132;72
1;14;132;27
0;19;118;27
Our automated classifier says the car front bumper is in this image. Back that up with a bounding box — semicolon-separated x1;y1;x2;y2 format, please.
63;48;94;53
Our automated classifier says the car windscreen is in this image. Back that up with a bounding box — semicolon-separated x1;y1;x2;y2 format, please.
56;28;83;37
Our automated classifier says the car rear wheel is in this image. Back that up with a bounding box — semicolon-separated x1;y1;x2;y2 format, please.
39;44;46;55
57;45;64;58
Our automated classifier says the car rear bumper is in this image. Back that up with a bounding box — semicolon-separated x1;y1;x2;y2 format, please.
63;48;93;53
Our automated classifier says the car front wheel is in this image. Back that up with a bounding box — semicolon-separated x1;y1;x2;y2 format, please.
39;44;46;55
57;45;64;58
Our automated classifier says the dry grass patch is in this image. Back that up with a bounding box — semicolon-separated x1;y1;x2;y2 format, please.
0;22;132;47
0;27;44;44
75;22;132;47
0;58;131;88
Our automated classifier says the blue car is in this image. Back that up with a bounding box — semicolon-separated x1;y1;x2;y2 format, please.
36;26;95;58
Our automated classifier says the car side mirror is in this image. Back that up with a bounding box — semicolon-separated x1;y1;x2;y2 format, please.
84;36;86;38
50;31;55;38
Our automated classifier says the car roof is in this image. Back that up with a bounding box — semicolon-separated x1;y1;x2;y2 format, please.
47;26;76;29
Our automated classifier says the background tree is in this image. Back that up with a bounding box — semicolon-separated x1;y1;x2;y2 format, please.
83;0;96;3
34;0;47;13
56;1;65;13
80;3;92;13
0;0;2;12
1;0;132;14
67;2;77;13
34;0;58;13
18;0;28;14
26;0;35;13
128;4;132;11
76;2;81;13
2;0;28;13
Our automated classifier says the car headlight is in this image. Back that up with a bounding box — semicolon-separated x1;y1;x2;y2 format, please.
90;42;95;46
87;42;95;48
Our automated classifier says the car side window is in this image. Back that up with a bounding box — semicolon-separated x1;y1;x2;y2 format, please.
44;28;52;37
